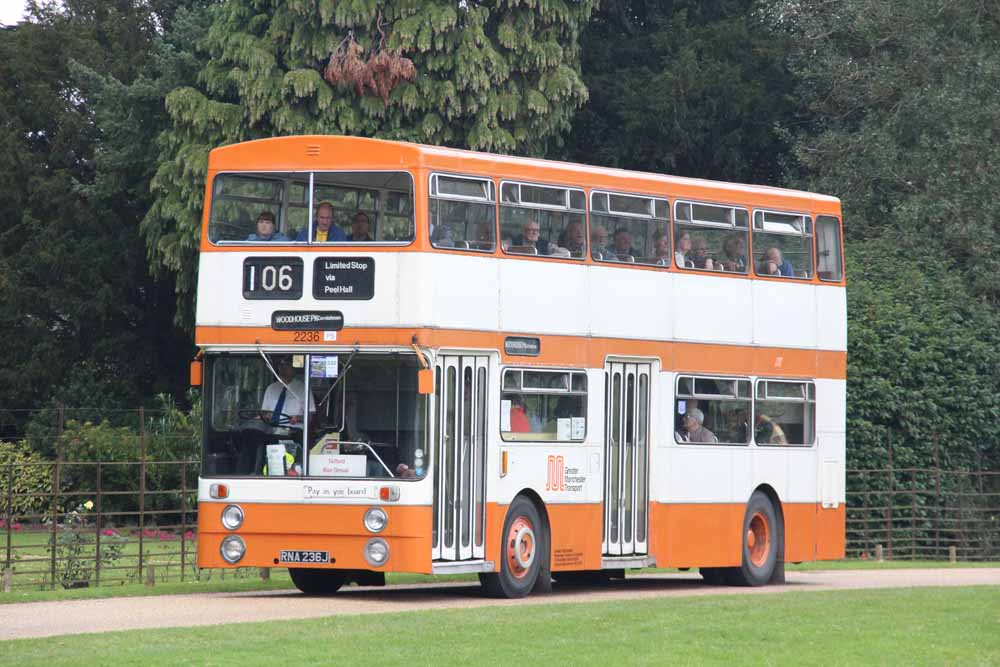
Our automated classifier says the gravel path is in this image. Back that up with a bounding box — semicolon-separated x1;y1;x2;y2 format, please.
1;568;998;640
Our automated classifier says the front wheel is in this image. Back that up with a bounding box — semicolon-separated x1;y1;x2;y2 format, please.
729;491;781;586
480;496;547;598
288;568;347;595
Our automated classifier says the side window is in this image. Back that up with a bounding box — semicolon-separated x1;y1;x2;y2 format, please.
501;369;587;441
591;192;670;265
816;215;843;281
754;380;816;446
674;376;751;445
209;174;286;243
499;182;586;259
673;201;749;273
310;171;414;243
429;174;496;252
752;210;814;279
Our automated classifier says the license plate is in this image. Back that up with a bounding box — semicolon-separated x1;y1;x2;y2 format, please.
279;550;330;564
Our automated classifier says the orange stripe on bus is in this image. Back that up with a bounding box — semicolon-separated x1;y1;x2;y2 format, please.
195;326;847;379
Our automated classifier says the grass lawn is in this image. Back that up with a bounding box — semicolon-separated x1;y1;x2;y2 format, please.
1;586;997;665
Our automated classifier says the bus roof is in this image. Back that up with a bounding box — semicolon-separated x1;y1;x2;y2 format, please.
207;135;841;214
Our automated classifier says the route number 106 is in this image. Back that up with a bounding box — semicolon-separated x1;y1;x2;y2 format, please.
242;257;303;300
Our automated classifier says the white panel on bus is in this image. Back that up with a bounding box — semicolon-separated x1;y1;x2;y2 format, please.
731;446;753;503
421;253;500;330
672;273;753;345
816;284;848;352
664;447;733;503
752;281;818;348
196;252;404;328
498;260;588;335
814;379;847;435
588;266;672;340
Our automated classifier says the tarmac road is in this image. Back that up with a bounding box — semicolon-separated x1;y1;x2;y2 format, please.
1;568;998;640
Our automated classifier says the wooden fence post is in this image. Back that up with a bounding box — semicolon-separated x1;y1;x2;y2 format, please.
50;404;65;590
180;461;187;583
95;462;102;587
886;430;893;560
138;406;146;583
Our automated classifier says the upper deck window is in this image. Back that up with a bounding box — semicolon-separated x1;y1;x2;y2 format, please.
499;181;586;259
673;201;750;274
752;210;814;279
429;174;496;252
208;171;414;245
591;191;670;265
816;215;843;281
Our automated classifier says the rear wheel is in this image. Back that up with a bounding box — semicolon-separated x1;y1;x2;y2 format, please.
480;496;547;598
699;567;728;585
288;568;347;595
729;491;781;586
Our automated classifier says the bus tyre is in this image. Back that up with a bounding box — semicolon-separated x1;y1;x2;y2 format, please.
288;568;347;595
730;491;781;587
480;496;547;599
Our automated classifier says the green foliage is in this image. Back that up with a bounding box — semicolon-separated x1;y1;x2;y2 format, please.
144;0;597;326
771;0;1000;302
845;239;1000;472
561;0;800;183
0;441;53;519
0;1;195;414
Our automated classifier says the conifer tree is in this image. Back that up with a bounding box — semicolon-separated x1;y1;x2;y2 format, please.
144;0;597;325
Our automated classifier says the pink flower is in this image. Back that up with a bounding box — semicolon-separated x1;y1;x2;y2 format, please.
0;519;6;529
11;523;22;532
183;530;196;540
142;528;156;538
101;528;118;537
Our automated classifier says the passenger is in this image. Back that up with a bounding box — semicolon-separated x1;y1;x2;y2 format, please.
674;230;693;268
476;220;495;246
590;225;611;259
506;394;530;432
760;246;794;277
677;408;719;443
652;230;670;264
296;201;348;242
261;356;316;427
512;219;554;255
611;227;639;258
347;210;373;242
721;234;747;272
755;413;788;445
690;237;715;270
557;221;586;256
246;211;289;242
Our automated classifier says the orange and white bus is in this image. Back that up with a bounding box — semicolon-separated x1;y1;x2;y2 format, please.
194;135;845;597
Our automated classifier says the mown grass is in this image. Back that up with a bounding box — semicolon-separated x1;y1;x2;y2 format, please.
1;587;997;665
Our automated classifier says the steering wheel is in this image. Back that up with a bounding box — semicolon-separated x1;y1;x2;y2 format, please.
237;409;294;425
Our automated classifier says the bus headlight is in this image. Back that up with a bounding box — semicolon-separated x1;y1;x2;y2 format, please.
364;507;388;533
364;538;389;567
220;535;246;564
221;504;244;531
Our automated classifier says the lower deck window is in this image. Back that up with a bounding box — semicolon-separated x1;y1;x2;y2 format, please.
203;352;427;478
674;376;751;445
754;380;816;446
501;369;587;441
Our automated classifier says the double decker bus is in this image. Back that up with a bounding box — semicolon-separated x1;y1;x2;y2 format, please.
194;136;845;597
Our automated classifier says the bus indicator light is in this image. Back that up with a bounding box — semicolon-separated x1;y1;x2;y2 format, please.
379;486;400;502
210;484;229;499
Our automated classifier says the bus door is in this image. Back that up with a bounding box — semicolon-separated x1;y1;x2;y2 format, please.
603;362;651;556
432;356;488;562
